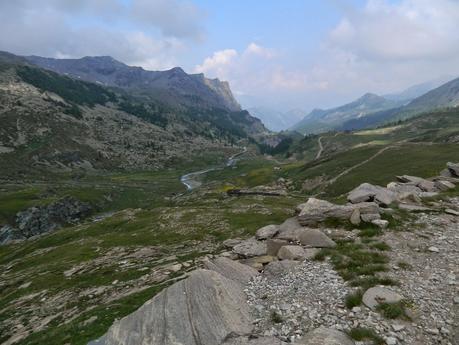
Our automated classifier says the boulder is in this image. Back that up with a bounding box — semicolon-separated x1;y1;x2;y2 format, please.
348;183;398;206
440;168;454;178
255;225;279;240
298;229;336;248
278;245;306;260
417;180;437;192
398;203;432;212
447;162;459;177
362;286;403;310
297;198;353;226
396;175;425;184
419;192;439;198
0;225;23;245
276;217;305;241
263;260;299;278
445;209;459;216
350;209;361;226
266;239;288;256
396;175;438;192
351;202;381;215
371;219;389;229
387;182;422;196
295;327;354;345
233;238;267;258
434;180;455;191
360;213;381;222
92;269;253;345
223;238;243;249
204;257;259;285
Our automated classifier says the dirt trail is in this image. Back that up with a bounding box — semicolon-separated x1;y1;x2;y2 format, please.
315;137;324;160
328;145;394;185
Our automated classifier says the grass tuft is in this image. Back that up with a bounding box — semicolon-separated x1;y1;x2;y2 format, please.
348;327;385;345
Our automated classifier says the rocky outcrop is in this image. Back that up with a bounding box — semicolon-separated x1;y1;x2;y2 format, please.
0;197;92;245
92;269;253;345
277;245;306;260
348;183;398;206
446;162;459;177
298;229;336;248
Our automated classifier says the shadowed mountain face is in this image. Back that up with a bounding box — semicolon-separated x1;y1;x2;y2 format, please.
25;55;241;112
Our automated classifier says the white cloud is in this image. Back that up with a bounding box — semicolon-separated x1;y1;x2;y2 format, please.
194;49;238;78
0;0;203;70
329;0;459;61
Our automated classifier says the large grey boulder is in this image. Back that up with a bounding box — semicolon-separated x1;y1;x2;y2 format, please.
276;217;305;241
387;182;422;196
255;224;279;240
93;269;253;345
434;180;455;191
277;245;306;260
295;327;354;345
298;229;336;248
204;257;259;285
362;286;403;310
348;183;398;206
447;162;459;177
233;238;267;258
396;175;438;192
263;260;299;278
297;198;353;226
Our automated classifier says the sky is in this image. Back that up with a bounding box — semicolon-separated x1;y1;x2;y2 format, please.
1;0;459;111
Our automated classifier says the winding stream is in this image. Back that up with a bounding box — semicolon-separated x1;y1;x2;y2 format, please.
180;147;247;190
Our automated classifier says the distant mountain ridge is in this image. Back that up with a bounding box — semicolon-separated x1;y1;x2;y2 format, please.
291;93;403;134
25;55;241;112
341;76;459;131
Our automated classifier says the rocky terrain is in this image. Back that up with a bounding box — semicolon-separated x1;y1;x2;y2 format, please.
86;162;459;345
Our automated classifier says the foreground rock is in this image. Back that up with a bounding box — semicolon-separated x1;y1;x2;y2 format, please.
255;224;279;240
295;327;354;345
1;197;92;245
297;198;380;226
298;229;336;248
91;269;253;345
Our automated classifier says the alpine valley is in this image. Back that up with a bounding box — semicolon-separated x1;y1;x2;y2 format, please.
0;49;458;345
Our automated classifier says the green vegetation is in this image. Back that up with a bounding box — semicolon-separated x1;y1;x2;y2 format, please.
270;311;283;324
376;301;411;320
348;327;385;345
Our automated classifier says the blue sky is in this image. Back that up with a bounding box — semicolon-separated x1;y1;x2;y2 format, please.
1;0;459;111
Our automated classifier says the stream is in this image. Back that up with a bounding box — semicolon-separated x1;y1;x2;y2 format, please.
180;147;247;190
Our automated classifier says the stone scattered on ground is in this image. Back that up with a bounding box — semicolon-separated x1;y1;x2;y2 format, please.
362;286;403;310
277;245;306;260
256;224;279;240
298;229;336;248
233;238;268;258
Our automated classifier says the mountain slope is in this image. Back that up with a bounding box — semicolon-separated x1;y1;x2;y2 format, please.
292;93;402;134
341;76;459;131
384;76;454;102
25;55;241;112
0;52;267;178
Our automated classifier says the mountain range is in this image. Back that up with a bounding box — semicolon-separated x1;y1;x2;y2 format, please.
291;76;459;134
0;51;268;178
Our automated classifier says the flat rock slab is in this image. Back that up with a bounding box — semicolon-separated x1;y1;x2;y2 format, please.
362;286;403;310
298;229;336;248
91;269;253;345
447;162;459;176
398;203;432;212
233;238;267;258
204;257;259;285
295;327;355;345
255;225;279;240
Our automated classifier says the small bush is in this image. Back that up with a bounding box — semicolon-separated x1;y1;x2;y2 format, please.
345;290;363;309
369;242;391;251
270;311;283;324
348;327;385;345
376;301;411;320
